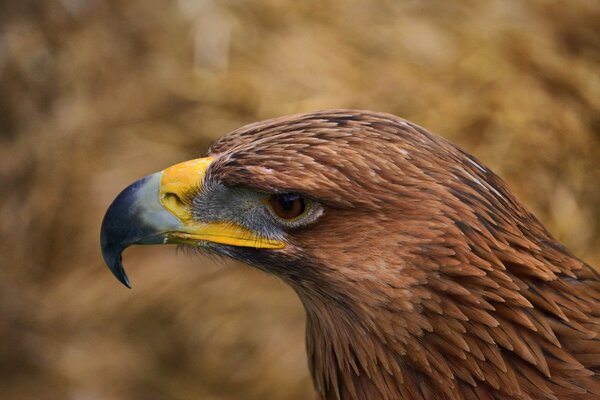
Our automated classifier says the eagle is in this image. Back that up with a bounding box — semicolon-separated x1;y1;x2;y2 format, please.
101;110;600;400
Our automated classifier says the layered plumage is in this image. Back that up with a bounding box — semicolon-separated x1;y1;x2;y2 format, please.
102;110;600;399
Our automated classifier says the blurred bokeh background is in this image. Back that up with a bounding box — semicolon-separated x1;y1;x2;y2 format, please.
0;0;599;399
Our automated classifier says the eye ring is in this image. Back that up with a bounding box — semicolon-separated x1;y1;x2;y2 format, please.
267;193;311;221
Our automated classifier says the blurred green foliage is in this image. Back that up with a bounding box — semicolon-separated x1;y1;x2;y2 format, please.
0;0;598;399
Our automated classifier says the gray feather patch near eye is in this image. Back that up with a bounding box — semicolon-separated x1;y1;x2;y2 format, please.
192;181;285;241
192;180;323;243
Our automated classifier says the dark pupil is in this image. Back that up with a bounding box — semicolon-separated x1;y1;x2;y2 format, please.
280;194;300;211
270;193;306;219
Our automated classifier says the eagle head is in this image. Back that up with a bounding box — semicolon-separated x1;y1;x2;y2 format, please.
101;110;600;400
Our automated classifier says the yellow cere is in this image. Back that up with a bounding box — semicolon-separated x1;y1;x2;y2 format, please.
159;157;285;249
160;157;214;223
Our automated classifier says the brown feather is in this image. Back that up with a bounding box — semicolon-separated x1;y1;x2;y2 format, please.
206;110;600;399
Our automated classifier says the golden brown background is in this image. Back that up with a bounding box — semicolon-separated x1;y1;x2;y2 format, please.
1;1;599;399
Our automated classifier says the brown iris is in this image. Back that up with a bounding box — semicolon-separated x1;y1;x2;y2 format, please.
268;193;306;220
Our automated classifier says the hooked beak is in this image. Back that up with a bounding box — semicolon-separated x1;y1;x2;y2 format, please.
100;157;285;288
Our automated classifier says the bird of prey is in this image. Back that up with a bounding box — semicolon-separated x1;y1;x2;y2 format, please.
101;110;600;400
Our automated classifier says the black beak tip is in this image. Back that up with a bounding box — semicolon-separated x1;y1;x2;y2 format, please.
111;259;132;289
101;175;167;289
101;244;133;289
100;178;150;289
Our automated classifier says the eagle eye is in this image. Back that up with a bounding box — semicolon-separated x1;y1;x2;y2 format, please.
268;193;309;221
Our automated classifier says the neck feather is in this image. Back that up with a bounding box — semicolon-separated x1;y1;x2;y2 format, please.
297;249;600;400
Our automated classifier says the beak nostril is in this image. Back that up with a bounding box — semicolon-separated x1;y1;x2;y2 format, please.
163;192;185;209
161;191;192;222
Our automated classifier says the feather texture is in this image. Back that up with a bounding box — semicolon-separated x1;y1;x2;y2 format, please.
207;110;600;399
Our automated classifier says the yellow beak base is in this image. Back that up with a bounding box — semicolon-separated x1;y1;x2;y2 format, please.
159;157;285;249
167;222;285;249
